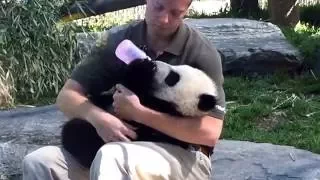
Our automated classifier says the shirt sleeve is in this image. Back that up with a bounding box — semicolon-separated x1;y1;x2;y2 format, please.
70;30;126;96
191;38;226;120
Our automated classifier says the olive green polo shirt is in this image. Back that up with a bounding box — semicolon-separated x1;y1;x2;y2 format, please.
71;19;226;120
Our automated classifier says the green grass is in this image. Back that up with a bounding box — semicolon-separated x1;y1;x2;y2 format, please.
222;74;320;153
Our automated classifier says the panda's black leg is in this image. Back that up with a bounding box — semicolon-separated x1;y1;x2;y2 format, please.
61;118;105;169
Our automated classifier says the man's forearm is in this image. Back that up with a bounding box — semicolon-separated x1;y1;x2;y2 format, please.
57;89;92;120
134;105;223;147
56;79;103;122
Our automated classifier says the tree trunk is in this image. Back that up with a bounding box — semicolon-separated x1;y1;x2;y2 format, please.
230;0;260;18
268;0;300;27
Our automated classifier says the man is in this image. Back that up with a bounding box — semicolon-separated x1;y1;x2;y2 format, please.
22;0;226;179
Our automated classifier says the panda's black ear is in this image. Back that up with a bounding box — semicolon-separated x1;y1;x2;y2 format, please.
198;94;216;111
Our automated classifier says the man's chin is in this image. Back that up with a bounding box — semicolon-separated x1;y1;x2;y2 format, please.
154;30;175;38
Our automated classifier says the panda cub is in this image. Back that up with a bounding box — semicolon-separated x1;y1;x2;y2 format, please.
61;41;219;169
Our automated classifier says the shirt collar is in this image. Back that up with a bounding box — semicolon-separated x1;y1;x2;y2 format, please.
131;19;188;56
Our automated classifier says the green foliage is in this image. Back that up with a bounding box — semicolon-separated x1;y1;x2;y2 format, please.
70;14;135;32
0;63;14;108
62;7;143;33
282;22;320;67
0;0;78;105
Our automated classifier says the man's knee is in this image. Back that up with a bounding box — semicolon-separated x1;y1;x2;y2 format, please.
90;142;132;179
23;145;90;180
91;142;173;180
22;146;62;171
94;142;142;161
22;146;64;180
93;142;125;162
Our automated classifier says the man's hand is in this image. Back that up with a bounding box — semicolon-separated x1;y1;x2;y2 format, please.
88;108;137;142
112;84;143;120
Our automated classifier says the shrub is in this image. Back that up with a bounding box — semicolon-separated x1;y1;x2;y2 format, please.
282;22;320;67
0;0;78;105
0;62;14;108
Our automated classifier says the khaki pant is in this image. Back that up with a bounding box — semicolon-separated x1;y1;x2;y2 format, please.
22;141;211;180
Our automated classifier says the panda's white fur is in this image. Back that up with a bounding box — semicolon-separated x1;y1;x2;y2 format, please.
152;61;218;117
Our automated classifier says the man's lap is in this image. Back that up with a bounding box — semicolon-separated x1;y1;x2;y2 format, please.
22;145;90;180
91;141;211;180
23;141;211;180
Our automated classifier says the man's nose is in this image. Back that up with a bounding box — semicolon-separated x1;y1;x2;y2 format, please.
158;12;169;24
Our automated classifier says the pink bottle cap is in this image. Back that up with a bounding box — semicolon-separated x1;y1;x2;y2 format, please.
115;39;150;64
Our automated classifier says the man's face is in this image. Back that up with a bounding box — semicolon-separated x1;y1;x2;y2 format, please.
145;0;190;38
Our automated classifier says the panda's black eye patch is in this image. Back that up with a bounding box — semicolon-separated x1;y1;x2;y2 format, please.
165;70;180;87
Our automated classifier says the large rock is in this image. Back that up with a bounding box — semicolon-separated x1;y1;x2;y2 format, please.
184;18;303;76
0;105;65;180
1;105;320;179
76;18;303;76
212;141;320;180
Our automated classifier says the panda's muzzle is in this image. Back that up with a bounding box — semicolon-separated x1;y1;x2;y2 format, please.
126;58;157;74
124;58;157;90
136;58;157;75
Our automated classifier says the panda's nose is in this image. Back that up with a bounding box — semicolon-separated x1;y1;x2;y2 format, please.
151;62;157;72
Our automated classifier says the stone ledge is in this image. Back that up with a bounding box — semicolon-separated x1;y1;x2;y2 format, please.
212;140;320;180
1;105;320;179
